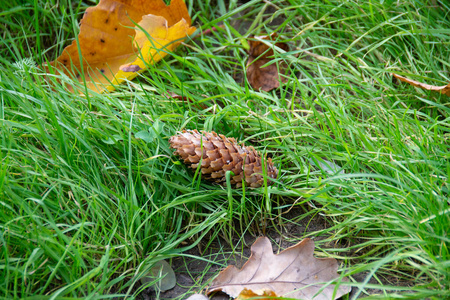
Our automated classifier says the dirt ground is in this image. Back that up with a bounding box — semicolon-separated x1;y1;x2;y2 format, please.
138;206;334;300
134;205;324;299
135;202;415;300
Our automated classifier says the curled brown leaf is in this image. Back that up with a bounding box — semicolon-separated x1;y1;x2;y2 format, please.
392;73;450;96
246;34;289;92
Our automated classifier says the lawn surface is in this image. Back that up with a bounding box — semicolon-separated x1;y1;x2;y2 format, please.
0;0;449;299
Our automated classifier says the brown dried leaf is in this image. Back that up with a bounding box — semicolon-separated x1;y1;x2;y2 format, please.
392;73;450;96
46;0;195;93
246;34;289;92
208;237;350;300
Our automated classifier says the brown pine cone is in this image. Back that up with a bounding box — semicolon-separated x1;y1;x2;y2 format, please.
169;130;278;188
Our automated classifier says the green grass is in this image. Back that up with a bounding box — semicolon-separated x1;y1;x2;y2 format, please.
1;0;449;299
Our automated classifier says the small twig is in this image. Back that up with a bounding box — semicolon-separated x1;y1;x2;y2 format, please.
200;24;226;37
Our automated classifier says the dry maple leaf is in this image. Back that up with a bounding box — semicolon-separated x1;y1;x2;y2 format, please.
246;33;289;92
46;0;195;93
208;237;350;300
392;73;450;96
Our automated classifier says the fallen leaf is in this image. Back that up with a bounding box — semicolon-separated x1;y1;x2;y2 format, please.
140;260;176;291
46;0;196;93
246;33;289;92
208;237;350;300
236;288;278;300
185;294;209;300
392;73;450;96
166;91;189;100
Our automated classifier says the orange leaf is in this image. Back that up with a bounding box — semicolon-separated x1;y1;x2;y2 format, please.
246;33;289;92
236;288;279;300
46;0;195;93
392;73;450;96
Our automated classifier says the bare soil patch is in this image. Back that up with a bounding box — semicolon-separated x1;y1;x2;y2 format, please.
136;203;415;300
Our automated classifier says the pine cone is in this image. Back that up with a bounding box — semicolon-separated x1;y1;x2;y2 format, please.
169;130;278;188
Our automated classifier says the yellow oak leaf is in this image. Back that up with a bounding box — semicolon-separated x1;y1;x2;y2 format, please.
46;0;195;93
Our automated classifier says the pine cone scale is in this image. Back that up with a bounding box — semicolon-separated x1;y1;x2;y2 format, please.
207;150;220;160
183;144;196;156
219;150;230;161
